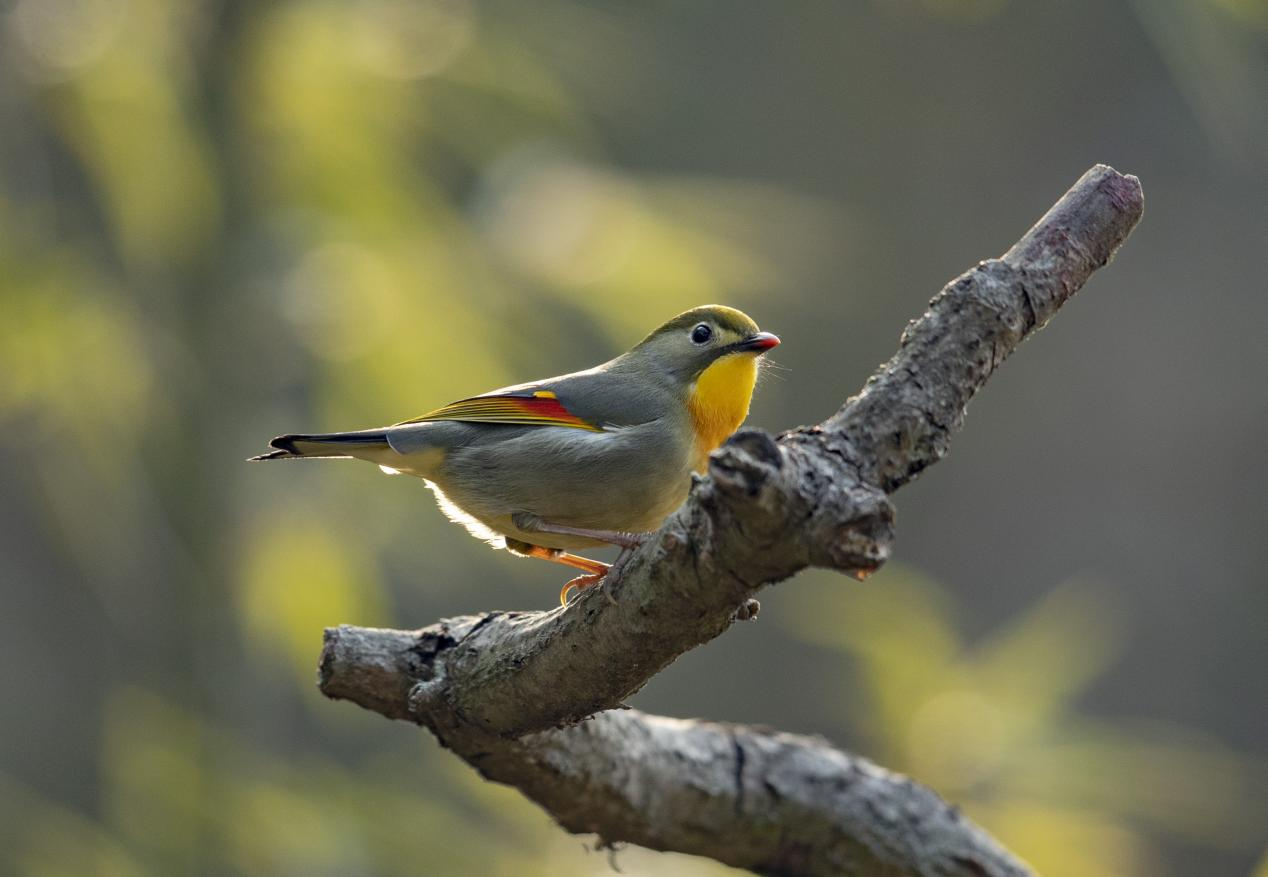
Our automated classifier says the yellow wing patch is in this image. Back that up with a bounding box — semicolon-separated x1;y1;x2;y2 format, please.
396;391;603;431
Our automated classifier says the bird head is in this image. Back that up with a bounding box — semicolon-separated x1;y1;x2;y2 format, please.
628;305;779;461
630;304;780;384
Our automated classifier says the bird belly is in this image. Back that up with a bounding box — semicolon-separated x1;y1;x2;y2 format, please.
429;421;693;550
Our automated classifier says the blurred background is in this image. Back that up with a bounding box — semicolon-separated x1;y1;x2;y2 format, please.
1;1;1265;874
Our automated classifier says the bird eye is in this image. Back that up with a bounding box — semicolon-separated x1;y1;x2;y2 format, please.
690;323;713;345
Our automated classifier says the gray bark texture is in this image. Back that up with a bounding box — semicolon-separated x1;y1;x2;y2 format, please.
318;165;1144;876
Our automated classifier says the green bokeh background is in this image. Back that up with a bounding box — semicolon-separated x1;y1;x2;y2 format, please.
2;1;1266;875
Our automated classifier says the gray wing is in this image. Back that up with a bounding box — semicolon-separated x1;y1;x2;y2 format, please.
394;354;676;432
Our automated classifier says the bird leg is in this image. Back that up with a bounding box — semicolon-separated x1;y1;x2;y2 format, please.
505;538;611;605
527;520;649;595
508;515;654;605
510;512;652;550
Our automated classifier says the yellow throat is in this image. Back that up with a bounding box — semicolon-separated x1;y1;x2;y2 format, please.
687;353;759;471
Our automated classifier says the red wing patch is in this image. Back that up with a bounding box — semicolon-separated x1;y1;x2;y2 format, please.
396;390;603;431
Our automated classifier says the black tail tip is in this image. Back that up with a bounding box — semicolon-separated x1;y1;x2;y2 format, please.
247;449;291;462
247;435;302;461
270;434;302;453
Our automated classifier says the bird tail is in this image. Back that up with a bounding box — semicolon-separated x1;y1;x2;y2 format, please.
248;430;391;461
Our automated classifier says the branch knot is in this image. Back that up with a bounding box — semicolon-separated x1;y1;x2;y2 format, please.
710;428;784;499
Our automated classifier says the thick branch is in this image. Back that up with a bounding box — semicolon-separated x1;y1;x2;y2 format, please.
323;629;1030;877
318;165;1143;876
813;164;1144;492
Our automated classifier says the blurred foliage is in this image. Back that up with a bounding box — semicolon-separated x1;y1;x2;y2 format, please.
783;566;1268;877
1;0;1265;875
0;688;741;876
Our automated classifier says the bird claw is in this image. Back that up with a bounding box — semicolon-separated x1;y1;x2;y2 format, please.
608;545;638;582
559;572;606;606
610;530;652;550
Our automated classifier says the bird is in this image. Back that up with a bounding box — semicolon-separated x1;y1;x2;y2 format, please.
250;304;780;604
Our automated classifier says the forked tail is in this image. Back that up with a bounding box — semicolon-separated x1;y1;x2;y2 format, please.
248;430;390;461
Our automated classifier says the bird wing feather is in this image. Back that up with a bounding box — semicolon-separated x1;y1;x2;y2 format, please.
395;388;605;432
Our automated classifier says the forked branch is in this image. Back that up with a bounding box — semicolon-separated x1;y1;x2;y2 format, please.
318;165;1143;877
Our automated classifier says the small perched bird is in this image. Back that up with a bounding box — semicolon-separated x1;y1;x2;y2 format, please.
251;304;779;604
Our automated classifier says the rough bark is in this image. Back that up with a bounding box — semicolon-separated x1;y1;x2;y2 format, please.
317;165;1144;876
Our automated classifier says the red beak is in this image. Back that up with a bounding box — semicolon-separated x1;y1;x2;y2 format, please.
736;331;780;353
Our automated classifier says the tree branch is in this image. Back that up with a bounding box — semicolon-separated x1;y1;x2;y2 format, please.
323;629;1033;876
317;165;1143;876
